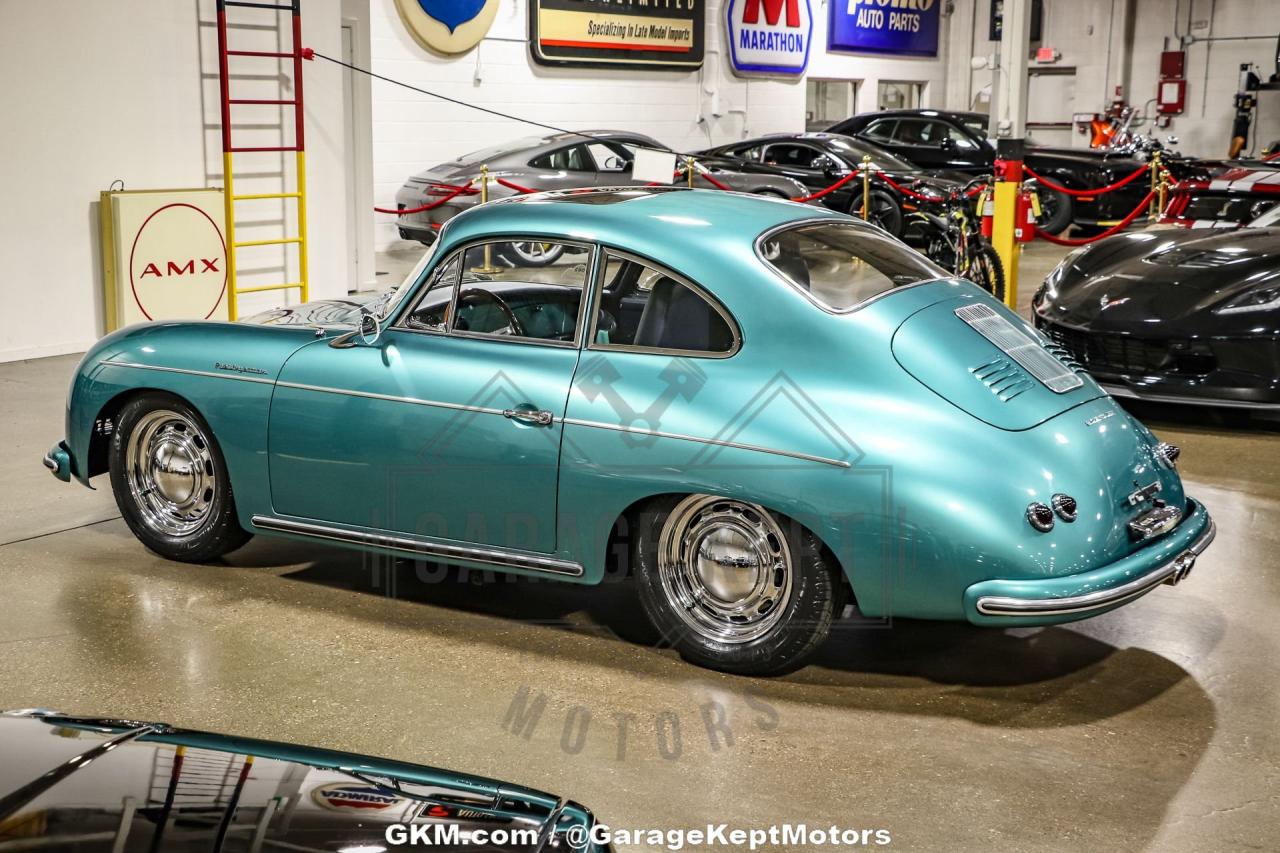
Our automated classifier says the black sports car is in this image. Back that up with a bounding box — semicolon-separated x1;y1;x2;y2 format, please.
1032;227;1280;409
698;132;963;238
829;109;1175;235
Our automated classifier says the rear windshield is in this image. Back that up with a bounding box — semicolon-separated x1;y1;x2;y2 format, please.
758;222;945;311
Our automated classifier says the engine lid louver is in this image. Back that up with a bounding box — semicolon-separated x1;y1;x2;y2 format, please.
954;304;1084;394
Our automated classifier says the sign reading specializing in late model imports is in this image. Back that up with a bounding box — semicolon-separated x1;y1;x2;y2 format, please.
725;0;813;76
828;0;940;57
530;0;705;70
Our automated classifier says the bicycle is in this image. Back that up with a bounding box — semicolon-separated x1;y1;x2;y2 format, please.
907;176;1006;303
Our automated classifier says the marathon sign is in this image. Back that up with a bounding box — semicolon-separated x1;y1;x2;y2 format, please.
828;0;940;57
725;0;812;76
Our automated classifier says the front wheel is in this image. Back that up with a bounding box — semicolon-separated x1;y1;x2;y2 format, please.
633;495;846;675
1034;186;1074;235
498;241;564;267
848;189;904;237
965;241;1006;303
108;393;251;562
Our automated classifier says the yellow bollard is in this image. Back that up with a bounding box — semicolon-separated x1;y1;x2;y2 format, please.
1147;151;1162;222
861;155;872;220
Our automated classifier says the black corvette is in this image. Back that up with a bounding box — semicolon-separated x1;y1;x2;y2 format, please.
829;109;1176;235
698;132;962;238
1032;227;1280;409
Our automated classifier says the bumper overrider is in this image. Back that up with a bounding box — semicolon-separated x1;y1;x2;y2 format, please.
44;441;73;483
964;498;1215;626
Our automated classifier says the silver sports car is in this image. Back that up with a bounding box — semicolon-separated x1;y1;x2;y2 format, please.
393;130;812;245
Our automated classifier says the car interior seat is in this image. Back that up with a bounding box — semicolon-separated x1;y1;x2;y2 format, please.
633;278;732;352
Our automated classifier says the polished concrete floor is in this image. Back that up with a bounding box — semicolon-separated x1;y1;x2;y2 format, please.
2;243;1278;852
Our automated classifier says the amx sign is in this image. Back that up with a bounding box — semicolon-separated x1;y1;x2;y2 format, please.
829;0;940;57
726;0;813;76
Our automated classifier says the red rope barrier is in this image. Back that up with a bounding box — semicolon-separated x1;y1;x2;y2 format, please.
374;182;475;214
790;172;859;203
1024;163;1150;198
694;170;733;191
1034;189;1155;246
873;172;946;202
494;176;538;194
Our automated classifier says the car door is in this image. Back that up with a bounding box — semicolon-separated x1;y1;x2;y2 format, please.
267;239;594;555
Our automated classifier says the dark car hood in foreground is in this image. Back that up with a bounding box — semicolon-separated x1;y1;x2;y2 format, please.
0;711;601;852
1038;227;1280;334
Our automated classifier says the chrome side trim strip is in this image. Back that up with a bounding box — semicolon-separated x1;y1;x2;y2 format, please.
251;515;585;577
976;513;1216;617
103;361;276;385
274;380;513;418
561;417;851;469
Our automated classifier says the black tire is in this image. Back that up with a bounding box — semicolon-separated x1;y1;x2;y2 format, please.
108;392;251;563
967;242;1006;303
632;494;846;676
1035;186;1074;235
497;241;564;267
848;189;904;237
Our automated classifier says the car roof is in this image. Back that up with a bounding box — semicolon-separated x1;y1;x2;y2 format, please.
437;187;852;288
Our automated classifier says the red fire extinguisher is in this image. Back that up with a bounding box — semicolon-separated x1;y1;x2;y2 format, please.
1015;188;1040;242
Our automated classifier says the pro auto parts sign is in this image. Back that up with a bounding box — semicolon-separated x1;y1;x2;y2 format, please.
828;0;940;57
530;0;704;70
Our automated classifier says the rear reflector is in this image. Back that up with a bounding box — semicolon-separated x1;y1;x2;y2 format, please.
955;304;1083;394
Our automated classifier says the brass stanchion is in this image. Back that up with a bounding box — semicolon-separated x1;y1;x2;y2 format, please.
686;156;696;189
1156;168;1172;221
473;165;500;273
1147;151;1162;222
860;155;872;220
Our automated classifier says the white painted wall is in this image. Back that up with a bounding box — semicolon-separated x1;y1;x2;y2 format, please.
370;0;959;251
0;0;360;362
955;0;1280;154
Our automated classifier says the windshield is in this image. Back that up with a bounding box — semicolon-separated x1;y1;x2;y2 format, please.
959;115;990;141
824;136;916;172
758;222;946;311
381;240;440;319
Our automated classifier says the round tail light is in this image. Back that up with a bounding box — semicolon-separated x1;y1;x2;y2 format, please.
1051;493;1078;522
1027;502;1055;532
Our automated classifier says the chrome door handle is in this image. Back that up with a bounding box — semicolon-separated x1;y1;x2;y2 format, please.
503;408;554;426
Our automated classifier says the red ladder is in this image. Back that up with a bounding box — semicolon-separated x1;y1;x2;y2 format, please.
215;0;310;319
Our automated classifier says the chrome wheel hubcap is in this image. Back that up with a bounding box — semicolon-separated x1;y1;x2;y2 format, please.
658;495;793;644
125;410;216;537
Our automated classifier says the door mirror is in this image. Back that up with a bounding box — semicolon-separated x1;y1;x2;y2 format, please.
938;136;956;151
358;309;382;346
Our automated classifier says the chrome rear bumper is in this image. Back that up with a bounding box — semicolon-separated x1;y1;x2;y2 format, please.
975;512;1216;618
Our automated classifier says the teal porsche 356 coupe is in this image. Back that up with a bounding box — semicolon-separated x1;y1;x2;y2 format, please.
46;187;1215;674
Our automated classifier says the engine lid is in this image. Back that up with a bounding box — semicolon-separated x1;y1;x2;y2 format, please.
892;294;1106;431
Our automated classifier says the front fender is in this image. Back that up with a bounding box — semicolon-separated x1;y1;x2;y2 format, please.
64;322;317;526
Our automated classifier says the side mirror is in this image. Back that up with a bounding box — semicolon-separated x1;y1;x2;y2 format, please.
359;310;382;346
938;137;955;151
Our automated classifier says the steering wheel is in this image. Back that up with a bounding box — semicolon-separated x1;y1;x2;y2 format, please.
457;288;525;337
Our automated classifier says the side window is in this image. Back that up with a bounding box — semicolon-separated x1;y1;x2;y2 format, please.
945;124;978;150
402;253;461;332
729;144;763;161
588;142;633;173
893;119;932;145
862;119;897;142
529;144;591;171
594;252;736;355
453;240;590;343
765;144;823;170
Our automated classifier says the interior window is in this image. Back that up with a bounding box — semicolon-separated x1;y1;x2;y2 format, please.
862;119;897;142
451;241;590;342
594;252;736;354
765;144;826;170
529;144;591;171
945;124;977;150
893;119;936;145
758;223;945;311
402;253;461;332
726;144;763;161
588;142;633;173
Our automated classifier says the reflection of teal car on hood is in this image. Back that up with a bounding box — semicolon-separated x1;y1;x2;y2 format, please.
0;709;608;851
46;187;1215;675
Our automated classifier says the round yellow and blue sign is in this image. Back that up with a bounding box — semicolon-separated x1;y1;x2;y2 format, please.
394;0;499;56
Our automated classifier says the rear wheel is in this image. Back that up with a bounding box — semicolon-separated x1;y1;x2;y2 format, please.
1034;186;1074;235
109;393;250;562
633;494;845;675
966;241;1007;303
849;189;904;237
